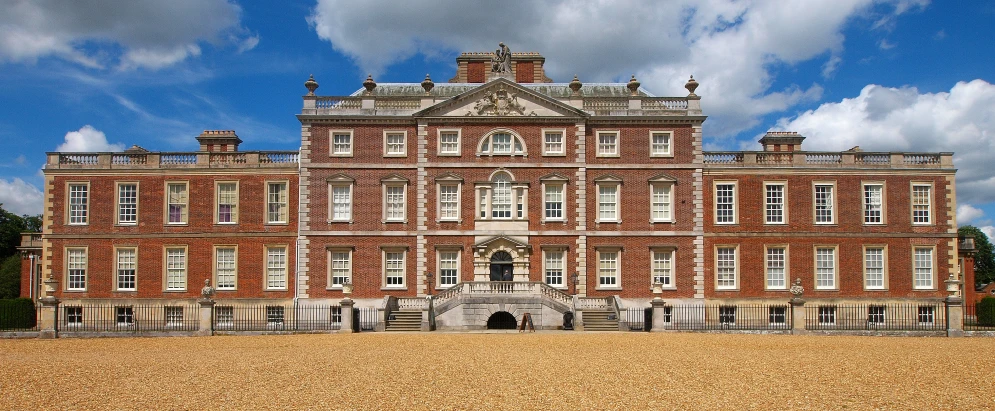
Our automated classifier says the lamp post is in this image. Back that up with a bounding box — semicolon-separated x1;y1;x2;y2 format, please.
426;271;434;296
571;272;580;295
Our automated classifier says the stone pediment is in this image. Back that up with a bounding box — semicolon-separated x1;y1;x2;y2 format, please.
415;78;588;118
473;235;531;253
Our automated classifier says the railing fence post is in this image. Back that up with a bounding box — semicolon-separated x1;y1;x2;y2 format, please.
197;299;215;336
340;298;355;334
790;298;807;335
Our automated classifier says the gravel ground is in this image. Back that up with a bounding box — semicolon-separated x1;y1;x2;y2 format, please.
1;332;991;410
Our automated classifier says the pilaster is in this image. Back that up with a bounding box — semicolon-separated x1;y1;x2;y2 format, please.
691;122;705;299
416;121;429;296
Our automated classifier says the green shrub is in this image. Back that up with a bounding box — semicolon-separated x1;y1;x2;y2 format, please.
978;297;995;326
0;298;36;330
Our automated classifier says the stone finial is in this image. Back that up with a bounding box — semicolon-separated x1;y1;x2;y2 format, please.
627;75;641;95
421;74;434;94
362;74;377;94
305;74;319;96
568;75;582;95
685;75;699;97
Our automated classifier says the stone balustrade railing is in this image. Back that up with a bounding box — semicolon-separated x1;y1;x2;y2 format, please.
396;297;429;311
47;151;299;170
433;281;572;308
303;95;698;116
703;151;952;168
576;297;611;310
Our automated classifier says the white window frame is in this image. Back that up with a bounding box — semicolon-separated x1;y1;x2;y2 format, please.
715;245;738;290
381;175;409;223
330;129;353;157
649;175;676;223
595;176;622;223
327;247;353;289
814;245;838;290
65;246;88;291
115;181;139;225
764;245;788;290
650;247;676;289
862;182;886;225
596;131;620;158
542;246;567;289
327;174;355;223
813;181;836;225
265;245;288;290
266;181;289;224
214;245;238;291
863;245;888;290
918;306;936;325
114;246;137;292
477;129;526;157
215;181;239;225
596;247;622;290
165;181;189;225
383;130;407;157
764;181;787;225
437;129;461;156
649;131;673;158
542;128;566;157
164;246;187;291
714;181;738;225
911;182;932;225
913;246;936;290
867;305;886;325
437;247;461;289
540;176;568;223
476;170;528;221
382;246;407;289
436;177;462;222
818;306;837;325
67;182;89;225
164;306;184;327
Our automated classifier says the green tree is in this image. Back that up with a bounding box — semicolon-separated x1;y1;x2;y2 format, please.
959;225;995;287
0;255;21;299
0;204;42;260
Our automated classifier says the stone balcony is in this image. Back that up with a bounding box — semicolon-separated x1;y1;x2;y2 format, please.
45;151;299;170
703;151;954;169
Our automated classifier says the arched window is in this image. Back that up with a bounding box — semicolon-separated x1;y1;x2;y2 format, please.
477;170;528;221
478;130;526;156
492;173;511;218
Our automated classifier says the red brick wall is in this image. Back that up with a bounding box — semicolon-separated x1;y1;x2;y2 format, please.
308;125;418;165
585;236;697;299
586;168;696;232
423;123;579;162
308;168;418;232
515;61;534;83
307;236;417;299
467;62;485;83
586;125;695;164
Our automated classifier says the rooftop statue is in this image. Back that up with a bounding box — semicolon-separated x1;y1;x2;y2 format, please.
491;42;512;73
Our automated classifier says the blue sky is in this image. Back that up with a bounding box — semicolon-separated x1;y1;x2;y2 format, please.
1;0;993;237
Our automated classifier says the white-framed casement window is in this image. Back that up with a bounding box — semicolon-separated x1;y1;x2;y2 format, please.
437;247;461;288
542;246;567;288
327;174;355;223
330;130;353;157
817;306;836;325
765;245;787;290
436;173;463;222
769;306;787;325
596;131;620;157
476;170;528;221
266;245;288;290
913;246;935;290
863;246;887;290
266;181;289;224
115;247;137;292
215;181;239;224
649;131;673;157
382;246;407;289
715;245;738;290
649;174;676;223
918;306;936;325
438;129;461;156
164;246;187;291
813;182;836;224
596;247;622;289
867;305;886;325
911;183;932;225
165;181;189;225
718;306;736;325
214;246;238;291
542;129;566;156
116;182;139;225
764;182;787;224
814;246;838;290
594;175;622;223
863;182;885;224
327;246;353;289
164;306;184;327
381;174;409;223
714;181;738;224
383;130;407;157
477;129;526;156
650;247;676;289
65;247;87;291
67;182;89;225
64;306;83;327
540;174;568;222
116;306;135;326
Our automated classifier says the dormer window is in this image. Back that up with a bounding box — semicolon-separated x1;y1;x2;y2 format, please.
478;129;526;156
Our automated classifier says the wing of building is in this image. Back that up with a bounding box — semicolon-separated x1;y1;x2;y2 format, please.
24;47;977;332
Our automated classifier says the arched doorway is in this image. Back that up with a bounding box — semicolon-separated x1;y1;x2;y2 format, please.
486;311;518;329
490;251;513;281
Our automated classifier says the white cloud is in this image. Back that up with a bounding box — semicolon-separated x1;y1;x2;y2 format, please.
0;178;43;216
0;0;249;70
56;125;124;152
822;55;843;78
308;0;921;137
878;39;896;49
237;35;260;53
981;226;995;241
958;205;986;225
774;79;995;205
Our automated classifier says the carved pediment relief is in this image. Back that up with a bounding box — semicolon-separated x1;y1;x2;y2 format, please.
414;78;587;118
471;87;534;116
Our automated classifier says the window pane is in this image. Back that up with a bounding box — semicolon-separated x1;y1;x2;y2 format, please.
816;248;835;289
166;248;186;291
765;184;784;223
67;248;87;290
217;183;237;223
651;184;671;221
545;251;564;286
332;186;351;220
267;247;287;289
216;248;236;290
439;184;459;220
652;251;672;286
912;185;930;223
865;248;884;289
116;248;136;290
440;132;459;154
440;251;459;286
598;251;617;286
598;185;617;221
331;252;351;286
167;183;188;224
814;185;833;223
914;248;933;289
716;184;735;223
118;184;137;224
385;186;405;221
267;182;288;223
766;248;785;289
492;174;511;218
333;133;351;154
385;252;405;286
386;133;405;155
864;185;882;223
69;184;88;224
491;133;512;153
545;184;563;219
545;132;563;153
716;247;736;288
651;133;670;155
598;133;617;155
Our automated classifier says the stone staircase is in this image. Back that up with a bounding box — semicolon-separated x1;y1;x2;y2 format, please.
582;310;620;331
385;311;423;332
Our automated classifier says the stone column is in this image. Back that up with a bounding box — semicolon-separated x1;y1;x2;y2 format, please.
340;298;355;334
197;299;215;336
790;298;807;335
945;275;964;337
38;275;60;339
421;296;432;332
651;299;668;332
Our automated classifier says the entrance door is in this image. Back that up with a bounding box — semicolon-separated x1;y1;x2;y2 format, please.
489;251;514;281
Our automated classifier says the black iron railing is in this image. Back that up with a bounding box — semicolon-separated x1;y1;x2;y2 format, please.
805;303;944;331
60;303;199;332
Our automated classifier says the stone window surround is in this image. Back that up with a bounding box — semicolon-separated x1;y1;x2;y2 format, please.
713;180;738;225
541;128;567;157
435;245;463;289
812;181;837;225
162;245;188;292
910;181;933;226
595;245;623;291
813;244;839;291
381;174;409;223
326;174;355;223
213;244;239;291
475;169;529;222
541;245;569;289
714;244;738;291
66;181;90;226
115;181;139;226
764;180;787;225
265;244;289;291
648;173;677;224
596;130;620;158
381;245;409;290
649;130;674;158
912;245;937;291
330;129;353;157
326;245;354;290
862;244;889;291
649;246;677;290
435;173;463;223
113;246;138;292
214;180;240;225
437;128;462;156
476;128;527;157
64;246;88;292
862;181;887;225
763;244;788;291
383;130;408;158
265;180;290;225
